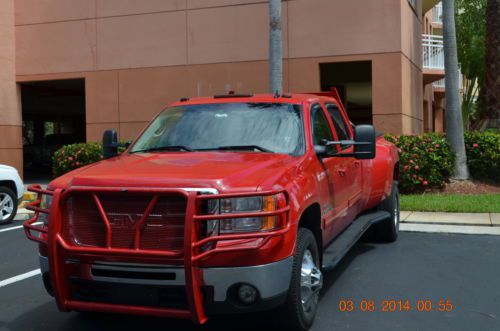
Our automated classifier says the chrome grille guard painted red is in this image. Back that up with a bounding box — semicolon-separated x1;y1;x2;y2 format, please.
23;185;291;324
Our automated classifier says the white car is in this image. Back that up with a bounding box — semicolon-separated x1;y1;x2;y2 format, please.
0;164;24;224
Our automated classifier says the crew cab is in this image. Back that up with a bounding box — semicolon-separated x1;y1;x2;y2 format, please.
24;90;399;330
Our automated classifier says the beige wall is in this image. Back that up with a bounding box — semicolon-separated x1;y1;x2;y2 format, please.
14;0;421;74
0;0;22;173
8;0;426;175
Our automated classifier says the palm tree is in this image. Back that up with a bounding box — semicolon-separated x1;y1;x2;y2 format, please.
269;0;282;94
481;0;500;128
442;0;469;179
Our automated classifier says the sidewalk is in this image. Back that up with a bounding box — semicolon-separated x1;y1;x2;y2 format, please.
400;211;500;236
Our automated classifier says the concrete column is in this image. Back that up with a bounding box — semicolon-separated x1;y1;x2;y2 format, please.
0;0;23;174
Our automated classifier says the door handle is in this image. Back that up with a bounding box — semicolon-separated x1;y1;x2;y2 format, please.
354;161;361;168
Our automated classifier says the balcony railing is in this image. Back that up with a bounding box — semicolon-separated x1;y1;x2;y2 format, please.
423;34;444;70
433;66;463;89
432;2;443;24
433;78;446;88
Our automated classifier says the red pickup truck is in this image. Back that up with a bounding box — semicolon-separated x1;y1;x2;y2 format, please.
24;90;399;331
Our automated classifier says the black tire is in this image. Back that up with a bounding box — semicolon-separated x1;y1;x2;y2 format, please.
372;181;400;242
42;273;54;297
0;186;18;225
277;228;322;331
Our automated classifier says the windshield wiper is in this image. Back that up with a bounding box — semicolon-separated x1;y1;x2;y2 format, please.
210;145;274;153
131;145;193;153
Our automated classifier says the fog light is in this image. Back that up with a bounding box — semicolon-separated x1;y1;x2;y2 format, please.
237;284;258;304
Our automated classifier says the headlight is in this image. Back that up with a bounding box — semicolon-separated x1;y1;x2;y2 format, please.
39;194;53;225
203;194;285;235
220;196;262;213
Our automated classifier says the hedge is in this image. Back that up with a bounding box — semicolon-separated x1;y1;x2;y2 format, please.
386;131;499;193
464;131;500;183
52;142;128;177
385;133;454;193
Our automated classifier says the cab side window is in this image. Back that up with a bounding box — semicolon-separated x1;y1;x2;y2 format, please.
325;103;351;149
311;104;334;151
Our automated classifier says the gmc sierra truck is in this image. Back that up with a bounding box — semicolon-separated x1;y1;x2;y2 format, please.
24;90;399;331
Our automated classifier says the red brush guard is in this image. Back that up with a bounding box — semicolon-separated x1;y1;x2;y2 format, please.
23;185;290;324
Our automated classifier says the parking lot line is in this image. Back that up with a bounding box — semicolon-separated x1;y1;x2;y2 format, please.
0;222;42;233
0;269;41;288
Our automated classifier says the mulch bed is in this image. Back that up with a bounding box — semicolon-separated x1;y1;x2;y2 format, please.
432;180;500;195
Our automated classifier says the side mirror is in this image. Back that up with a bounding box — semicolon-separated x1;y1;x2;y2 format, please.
353;125;376;159
103;129;119;159
315;125;376;159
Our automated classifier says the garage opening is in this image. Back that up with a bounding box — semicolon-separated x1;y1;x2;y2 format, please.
319;61;372;125
21;79;86;182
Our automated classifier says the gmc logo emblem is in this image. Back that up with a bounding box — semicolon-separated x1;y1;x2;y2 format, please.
107;213;142;228
107;213;165;228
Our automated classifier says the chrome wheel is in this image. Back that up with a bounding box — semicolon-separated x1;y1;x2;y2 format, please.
393;193;399;227
0;192;15;222
300;249;323;315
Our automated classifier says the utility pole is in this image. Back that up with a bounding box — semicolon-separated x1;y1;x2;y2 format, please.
442;0;469;179
269;0;282;94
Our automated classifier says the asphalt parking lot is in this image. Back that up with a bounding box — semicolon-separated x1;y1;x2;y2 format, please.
0;221;499;331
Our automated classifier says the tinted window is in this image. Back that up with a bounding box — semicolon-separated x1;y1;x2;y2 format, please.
131;103;304;155
326;103;351;149
311;104;333;147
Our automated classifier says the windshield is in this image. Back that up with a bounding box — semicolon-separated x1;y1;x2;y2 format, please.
130;103;305;155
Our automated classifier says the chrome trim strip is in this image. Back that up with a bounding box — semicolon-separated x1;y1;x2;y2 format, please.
181;188;219;194
66;186;219;195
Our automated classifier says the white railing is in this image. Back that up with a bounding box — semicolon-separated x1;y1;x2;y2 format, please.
433;78;445;88
423;34;444;70
432;2;443;24
433;66;463;89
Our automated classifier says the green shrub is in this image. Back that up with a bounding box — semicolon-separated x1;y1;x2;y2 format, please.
52;142;130;177
464;131;500;183
385;133;454;193
53;142;104;177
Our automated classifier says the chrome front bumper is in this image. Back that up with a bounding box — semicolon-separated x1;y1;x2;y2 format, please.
39;255;293;303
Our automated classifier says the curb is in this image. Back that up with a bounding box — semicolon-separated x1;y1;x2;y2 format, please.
14;208;34;222
400;211;500;236
18;192;37;209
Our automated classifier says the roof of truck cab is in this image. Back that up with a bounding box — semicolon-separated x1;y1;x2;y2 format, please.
170;93;338;107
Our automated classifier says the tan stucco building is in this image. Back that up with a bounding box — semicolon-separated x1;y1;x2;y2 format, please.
0;0;443;177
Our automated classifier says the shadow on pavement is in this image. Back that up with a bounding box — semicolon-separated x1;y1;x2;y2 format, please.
5;242;379;331
320;242;376;299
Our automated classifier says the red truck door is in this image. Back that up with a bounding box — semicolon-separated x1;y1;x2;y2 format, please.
310;103;351;241
324;102;363;231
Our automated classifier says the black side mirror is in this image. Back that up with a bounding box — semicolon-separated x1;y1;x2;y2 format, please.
315;125;376;159
103;129;119;159
353;125;376;159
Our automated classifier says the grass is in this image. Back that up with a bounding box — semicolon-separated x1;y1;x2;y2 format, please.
400;194;500;213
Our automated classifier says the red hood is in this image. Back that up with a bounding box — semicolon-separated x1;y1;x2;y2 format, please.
49;152;302;193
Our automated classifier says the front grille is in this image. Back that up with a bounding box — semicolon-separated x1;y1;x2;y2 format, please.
62;193;186;252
